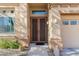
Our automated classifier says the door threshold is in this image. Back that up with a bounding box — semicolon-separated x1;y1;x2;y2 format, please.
36;42;45;45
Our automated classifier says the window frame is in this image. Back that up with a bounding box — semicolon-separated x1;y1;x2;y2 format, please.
63;20;69;25
0;16;15;34
70;20;77;25
32;10;48;15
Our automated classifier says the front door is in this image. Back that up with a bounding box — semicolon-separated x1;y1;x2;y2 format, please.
30;17;48;43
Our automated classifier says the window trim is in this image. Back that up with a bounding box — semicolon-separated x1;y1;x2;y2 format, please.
0;33;16;36
32;10;48;15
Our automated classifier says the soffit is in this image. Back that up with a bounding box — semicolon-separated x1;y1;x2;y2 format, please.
29;3;48;9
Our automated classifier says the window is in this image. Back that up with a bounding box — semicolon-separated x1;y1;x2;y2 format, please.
70;20;77;25
32;10;48;15
0;17;14;33
3;10;6;13
11;10;14;13
63;20;69;25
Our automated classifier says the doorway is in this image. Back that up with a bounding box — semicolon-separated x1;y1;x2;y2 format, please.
30;17;48;43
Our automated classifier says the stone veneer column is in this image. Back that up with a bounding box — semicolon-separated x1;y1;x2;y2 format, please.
48;5;63;50
15;3;30;49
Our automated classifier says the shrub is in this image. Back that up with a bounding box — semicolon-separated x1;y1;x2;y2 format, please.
0;38;20;49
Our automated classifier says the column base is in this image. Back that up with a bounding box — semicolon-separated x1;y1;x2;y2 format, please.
18;39;30;51
48;38;63;50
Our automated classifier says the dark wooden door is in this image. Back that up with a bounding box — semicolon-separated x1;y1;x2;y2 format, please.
32;18;38;41
31;17;48;43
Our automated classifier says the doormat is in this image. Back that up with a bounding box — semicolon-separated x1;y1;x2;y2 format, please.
36;42;45;45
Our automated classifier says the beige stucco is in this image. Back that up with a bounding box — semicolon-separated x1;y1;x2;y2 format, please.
29;3;48;17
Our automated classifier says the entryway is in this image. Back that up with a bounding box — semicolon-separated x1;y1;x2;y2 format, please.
30;17;48;44
27;43;48;56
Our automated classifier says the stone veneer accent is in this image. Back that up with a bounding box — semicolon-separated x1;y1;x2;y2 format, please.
15;3;30;49
48;3;79;50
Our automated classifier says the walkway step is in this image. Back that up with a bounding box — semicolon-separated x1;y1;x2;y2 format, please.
27;43;49;56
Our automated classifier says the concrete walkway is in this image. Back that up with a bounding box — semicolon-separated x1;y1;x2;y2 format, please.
60;48;79;56
27;43;49;56
0;49;28;56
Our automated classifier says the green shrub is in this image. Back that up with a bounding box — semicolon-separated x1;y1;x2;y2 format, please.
0;38;20;49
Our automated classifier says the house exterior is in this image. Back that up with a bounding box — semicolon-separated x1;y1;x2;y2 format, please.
0;3;79;51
